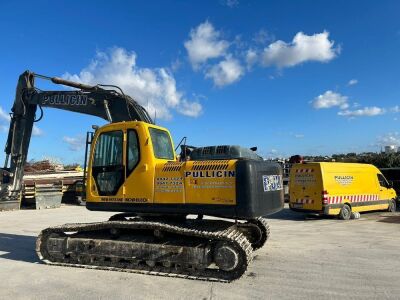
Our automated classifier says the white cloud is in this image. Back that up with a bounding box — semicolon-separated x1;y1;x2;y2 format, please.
245;49;258;69
0;106;43;136
222;0;239;8
0;106;10;122
311;90;349;109
377;132;400;146
170;58;182;72
184;21;229;69
63;135;86;151
347;79;358;86
262;31;338;68
32;126;43;137
294;134;304;138
311;90;391;118
205;56;244;87
338;106;385;117
253;29;275;45
391;105;400;113
177;100;203;117
185;21;244;87
183;22;340;87
63;47;202;120
184;23;340;87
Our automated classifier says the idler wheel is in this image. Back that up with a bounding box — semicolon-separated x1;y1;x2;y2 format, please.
213;242;239;272
246;218;270;250
238;218;270;250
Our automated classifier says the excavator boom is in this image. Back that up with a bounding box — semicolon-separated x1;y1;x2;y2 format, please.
0;70;153;210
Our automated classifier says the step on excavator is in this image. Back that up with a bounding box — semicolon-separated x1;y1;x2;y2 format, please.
0;71;284;281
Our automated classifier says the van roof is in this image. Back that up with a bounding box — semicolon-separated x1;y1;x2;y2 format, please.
294;162;378;171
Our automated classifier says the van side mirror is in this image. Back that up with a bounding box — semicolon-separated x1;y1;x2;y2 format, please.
388;181;394;188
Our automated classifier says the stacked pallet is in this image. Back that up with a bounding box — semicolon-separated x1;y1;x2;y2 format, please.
22;160;84;209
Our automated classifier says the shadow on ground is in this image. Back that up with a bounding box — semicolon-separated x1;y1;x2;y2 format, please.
0;233;39;263
377;214;400;224
268;208;400;222
266;208;335;221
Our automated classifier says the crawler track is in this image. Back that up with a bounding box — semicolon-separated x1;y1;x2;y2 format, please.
245;217;270;250
36;219;255;282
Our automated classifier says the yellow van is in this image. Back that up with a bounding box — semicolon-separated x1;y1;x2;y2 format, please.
289;162;397;219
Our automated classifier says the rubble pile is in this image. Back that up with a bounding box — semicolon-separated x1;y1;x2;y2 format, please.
24;160;64;173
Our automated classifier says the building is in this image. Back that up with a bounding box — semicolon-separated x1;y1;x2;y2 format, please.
384;145;398;154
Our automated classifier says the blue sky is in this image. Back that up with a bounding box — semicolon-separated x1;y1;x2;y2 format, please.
1;0;400;164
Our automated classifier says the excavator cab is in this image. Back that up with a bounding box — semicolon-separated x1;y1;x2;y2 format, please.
87;121;176;204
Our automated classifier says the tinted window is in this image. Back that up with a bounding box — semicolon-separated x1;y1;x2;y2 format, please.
377;174;388;188
149;128;174;160
92;131;124;195
127;130;140;175
93;131;123;167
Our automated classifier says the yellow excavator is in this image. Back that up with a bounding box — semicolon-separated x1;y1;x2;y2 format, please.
0;71;284;281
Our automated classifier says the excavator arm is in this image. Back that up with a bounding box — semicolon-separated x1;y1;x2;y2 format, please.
0;70;153;209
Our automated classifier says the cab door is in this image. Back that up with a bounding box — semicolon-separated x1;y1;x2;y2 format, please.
122;124;155;204
89;125;126;202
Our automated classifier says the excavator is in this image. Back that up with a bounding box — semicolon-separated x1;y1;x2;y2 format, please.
0;70;284;281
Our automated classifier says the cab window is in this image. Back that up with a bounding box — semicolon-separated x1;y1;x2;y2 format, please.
377;174;389;188
127;129;140;176
92;130;124;196
149;128;174;160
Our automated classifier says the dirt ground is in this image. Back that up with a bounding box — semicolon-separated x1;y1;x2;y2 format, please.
0;204;399;299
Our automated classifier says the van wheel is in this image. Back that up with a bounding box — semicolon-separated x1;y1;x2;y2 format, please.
339;204;351;220
387;199;396;212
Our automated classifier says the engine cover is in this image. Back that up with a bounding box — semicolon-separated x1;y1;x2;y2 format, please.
189;145;262;161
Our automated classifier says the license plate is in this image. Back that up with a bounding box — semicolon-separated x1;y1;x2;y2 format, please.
292;203;303;209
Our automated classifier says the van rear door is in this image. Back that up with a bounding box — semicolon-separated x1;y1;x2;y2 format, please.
289;164;323;211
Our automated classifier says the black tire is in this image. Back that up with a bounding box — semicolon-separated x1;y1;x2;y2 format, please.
387;199;396;212
339;204;351;220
